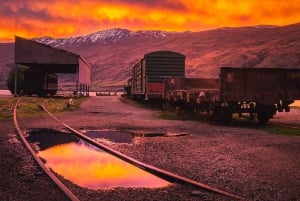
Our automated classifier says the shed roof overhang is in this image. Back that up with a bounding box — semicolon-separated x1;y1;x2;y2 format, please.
14;36;91;85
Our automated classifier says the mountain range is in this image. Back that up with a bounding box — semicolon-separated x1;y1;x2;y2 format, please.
0;23;299;91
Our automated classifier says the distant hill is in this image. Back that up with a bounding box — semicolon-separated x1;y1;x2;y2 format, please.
0;23;299;91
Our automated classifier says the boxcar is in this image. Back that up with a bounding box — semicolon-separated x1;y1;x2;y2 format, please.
131;51;185;102
23;69;58;96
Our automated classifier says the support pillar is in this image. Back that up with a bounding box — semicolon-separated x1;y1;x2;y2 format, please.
14;64;18;96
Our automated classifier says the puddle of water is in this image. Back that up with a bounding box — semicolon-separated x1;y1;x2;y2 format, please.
134;132;189;138
27;130;170;189
84;130;190;142
26;129;78;150
85;130;133;143
143;132;166;137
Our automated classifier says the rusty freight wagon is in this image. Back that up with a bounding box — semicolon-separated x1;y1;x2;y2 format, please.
165;77;219;112
164;67;300;125
216;67;300;124
131;51;185;103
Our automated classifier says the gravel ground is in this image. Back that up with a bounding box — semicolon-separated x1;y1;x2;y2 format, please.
0;120;69;201
1;96;300;201
270;108;300;126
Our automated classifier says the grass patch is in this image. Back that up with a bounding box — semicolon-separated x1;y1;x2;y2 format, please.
260;125;300;136
0;96;89;120
157;110;211;122
226;116;300;136
157;111;192;121
121;97;212;122
17;98;45;118
0;98;18;120
44;97;88;113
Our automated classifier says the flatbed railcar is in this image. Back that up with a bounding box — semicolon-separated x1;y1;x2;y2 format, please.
131;51;185;104
23;69;58;96
164;77;219;113
165;67;300;124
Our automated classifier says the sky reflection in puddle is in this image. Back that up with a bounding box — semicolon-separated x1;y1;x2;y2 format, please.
38;138;170;189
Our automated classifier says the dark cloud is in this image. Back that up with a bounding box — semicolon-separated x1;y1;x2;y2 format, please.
103;0;188;11
4;6;51;21
0;0;54;4
0;0;187;22
0;1;51;21
0;0;71;23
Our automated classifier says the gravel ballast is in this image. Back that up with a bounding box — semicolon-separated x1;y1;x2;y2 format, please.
1;96;299;201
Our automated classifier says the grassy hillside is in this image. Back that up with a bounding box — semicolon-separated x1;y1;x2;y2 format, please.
0;23;299;90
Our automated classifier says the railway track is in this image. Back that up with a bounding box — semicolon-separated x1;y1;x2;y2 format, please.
14;98;246;201
13;98;80;201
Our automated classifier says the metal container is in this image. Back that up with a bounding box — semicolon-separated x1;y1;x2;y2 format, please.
131;51;186;99
220;67;300;105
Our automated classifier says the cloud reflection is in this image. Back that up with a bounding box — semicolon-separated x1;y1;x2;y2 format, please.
39;141;170;189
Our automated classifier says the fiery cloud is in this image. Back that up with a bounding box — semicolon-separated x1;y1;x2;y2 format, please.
0;0;299;42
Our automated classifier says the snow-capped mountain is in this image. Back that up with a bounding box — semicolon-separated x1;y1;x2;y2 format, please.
0;23;299;90
34;29;173;47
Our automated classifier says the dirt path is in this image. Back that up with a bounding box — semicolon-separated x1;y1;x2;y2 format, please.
3;96;300;201
54;96;300;201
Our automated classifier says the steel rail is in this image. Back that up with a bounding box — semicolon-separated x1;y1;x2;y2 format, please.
39;102;247;200
13;99;80;201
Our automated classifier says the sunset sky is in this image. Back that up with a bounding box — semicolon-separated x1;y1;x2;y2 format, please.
1;0;300;42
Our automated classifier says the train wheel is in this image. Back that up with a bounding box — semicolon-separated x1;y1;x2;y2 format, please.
213;107;232;125
221;109;233;125
256;104;276;125
257;112;270;125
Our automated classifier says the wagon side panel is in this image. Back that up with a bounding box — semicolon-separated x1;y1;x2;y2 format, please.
285;69;300;102
220;67;244;102
244;69;285;104
221;67;300;105
132;60;144;95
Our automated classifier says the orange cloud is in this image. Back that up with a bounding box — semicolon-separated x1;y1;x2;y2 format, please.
0;0;299;42
181;0;300;27
40;142;169;189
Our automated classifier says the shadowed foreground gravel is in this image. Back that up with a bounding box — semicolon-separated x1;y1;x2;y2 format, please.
1;96;299;201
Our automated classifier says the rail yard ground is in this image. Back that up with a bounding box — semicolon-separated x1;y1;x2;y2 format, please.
0;95;300;201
